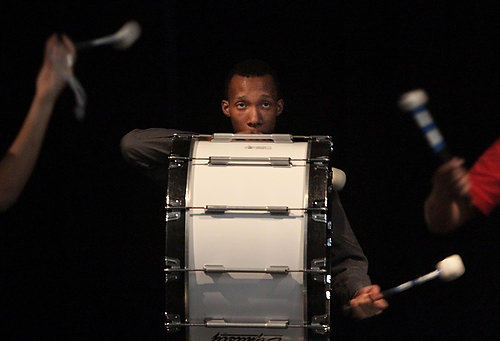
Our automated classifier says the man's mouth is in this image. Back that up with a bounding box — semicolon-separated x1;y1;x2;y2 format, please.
245;129;262;134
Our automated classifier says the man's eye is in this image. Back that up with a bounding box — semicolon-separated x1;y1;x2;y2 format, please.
236;102;246;108
262;102;271;108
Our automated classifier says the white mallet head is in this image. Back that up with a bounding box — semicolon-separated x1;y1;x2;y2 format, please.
113;20;141;49
436;254;465;281
398;89;429;111
331;167;347;191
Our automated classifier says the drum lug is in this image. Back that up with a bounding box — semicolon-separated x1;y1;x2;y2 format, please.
203;264;290;274
165;211;181;221
312;213;327;223
204;205;289;215
168;199;182;207
165;313;181;333
311;258;326;282
165;257;181;282
205;319;289;329
212;133;292;143
312;199;326;208
208;156;291;167
311;314;330;335
168;162;183;169
168;158;187;169
313;162;329;170
310;135;332;142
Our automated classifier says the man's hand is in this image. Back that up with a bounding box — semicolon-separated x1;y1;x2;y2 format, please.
431;157;470;200
35;34;76;101
424;157;476;233
349;285;388;319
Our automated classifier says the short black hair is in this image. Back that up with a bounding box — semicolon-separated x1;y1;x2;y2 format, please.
224;59;281;99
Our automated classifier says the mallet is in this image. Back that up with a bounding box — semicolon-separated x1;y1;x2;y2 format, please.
75;20;141;50
398;89;452;162
381;254;465;299
344;254;465;314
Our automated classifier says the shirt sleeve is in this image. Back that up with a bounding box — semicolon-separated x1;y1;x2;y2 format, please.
330;192;372;306
120;128;191;184
468;138;500;215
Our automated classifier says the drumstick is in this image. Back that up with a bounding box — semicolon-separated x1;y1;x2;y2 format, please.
343;255;464;314
75;20;141;50
381;254;465;298
398;89;452;162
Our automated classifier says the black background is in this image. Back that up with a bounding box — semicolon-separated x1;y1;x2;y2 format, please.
1;1;498;339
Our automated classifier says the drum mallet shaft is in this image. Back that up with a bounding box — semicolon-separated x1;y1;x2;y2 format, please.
344;254;465;314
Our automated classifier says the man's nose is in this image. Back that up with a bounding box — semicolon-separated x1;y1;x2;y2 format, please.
247;107;263;127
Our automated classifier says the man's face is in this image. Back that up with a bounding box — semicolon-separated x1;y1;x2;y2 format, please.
221;74;284;134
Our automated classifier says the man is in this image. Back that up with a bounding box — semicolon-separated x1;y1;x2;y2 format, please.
121;59;388;319
0;34;76;212
424;138;500;233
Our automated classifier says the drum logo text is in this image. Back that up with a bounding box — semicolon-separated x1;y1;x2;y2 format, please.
211;332;283;341
244;145;272;150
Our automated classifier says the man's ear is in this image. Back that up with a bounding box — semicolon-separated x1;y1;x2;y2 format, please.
277;99;284;116
221;100;230;117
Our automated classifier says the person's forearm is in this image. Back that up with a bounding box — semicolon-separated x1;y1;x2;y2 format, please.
0;94;56;211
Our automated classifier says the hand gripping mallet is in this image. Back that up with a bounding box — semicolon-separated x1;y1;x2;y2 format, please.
344;254;465;314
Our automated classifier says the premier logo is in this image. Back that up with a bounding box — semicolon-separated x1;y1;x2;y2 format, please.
211;332;283;341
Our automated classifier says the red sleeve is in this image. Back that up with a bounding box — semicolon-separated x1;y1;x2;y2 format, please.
468;138;500;215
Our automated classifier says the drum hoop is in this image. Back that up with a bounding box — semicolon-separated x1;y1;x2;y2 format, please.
172;132;332;143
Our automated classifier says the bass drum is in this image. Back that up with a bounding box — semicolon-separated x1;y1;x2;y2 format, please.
165;134;333;341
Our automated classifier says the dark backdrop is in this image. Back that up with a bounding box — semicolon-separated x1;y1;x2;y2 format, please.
1;1;498;339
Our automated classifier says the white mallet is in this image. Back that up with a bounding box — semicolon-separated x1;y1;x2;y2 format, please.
75;20;141;50
331;167;347;191
398;89;452;162
343;255;465;315
381;254;465;298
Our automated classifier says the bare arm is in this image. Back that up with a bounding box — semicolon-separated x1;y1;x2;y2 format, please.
424;157;476;234
0;34;76;212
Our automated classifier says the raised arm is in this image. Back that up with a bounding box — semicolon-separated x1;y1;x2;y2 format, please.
0;34;76;212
